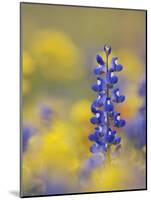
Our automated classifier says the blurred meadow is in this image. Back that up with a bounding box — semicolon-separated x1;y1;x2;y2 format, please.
21;3;146;196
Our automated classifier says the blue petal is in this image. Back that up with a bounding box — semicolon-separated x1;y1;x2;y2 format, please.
94;127;104;136
111;57;123;72
113;95;125;103
88;133;96;141
120;119;126;127
116;64;123;71
104;128;116;144
104;104;114;112
91;81;105;92
93;97;104;108
90;117;98;124
104;98;114;112
105;134;115;143
93;65;106;75
110;76;118;84
91;84;99;92
112;88;125;103
91;103;98;113
96;100;104;107
119;95;125;102
115;119;126;128
97;110;105;125
93;67;101;75
95;130;103;138
96;54;105;65
112;130;117;135
107;70;118;85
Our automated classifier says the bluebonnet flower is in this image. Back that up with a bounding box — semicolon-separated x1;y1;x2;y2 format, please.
107;69;118;85
111;57;123;72
91;77;106;92
93;54;106;75
90;110;105;125
104;128;121;145
92;92;106;108
104;97;114;112
89;127;104;145
96;54;105;65
114;113;126;128
126;79;146;149
112;88;125;103
89;45;126;162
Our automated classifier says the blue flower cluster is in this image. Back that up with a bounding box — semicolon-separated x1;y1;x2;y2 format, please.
126;79;146;148
89;45;126;155
80;154;105;182
23;104;53;153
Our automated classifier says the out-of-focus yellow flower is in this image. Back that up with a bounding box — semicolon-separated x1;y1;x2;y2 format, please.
23;79;30;95
89;145;145;191
23;50;35;76
115;49;144;82
23;120;80;190
31;30;83;80
116;94;142;119
91;164;129;191
23;50;34;96
70;100;91;123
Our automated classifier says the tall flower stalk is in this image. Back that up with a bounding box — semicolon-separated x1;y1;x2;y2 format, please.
89;45;126;164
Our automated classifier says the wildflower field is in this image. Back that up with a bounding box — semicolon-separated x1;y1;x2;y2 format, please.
21;3;146;197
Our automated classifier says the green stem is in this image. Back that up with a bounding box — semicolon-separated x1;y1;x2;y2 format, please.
106;54;109;128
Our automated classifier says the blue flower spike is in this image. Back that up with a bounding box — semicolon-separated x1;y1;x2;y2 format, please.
89;45;126;163
126;79;146;149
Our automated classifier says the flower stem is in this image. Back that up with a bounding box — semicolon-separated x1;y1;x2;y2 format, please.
106;53;111;165
106;54;110;127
